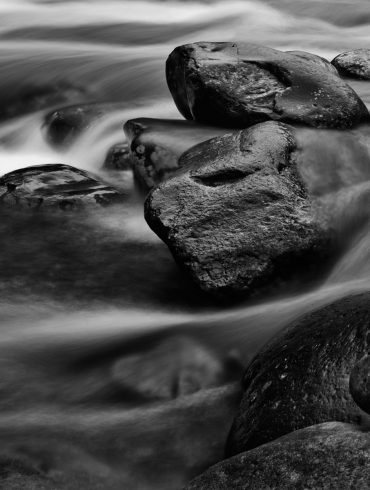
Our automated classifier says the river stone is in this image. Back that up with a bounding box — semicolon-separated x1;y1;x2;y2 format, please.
186;422;370;490
332;49;370;80
124;118;231;189
145;121;331;298
0;164;124;210
226;292;370;456
350;355;370;416
103;142;132;171
166;42;368;129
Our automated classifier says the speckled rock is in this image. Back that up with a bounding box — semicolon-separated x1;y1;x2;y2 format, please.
186;422;370;490
167;42;368;128
0;164;124;210
350;355;370;415
145;121;332;298
226;292;370;456
124;118;231;189
332;49;370;80
103;142;132;171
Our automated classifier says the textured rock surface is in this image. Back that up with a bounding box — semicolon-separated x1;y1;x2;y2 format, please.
103;142;132;171
0;164;124;210
145;121;332;298
124;118;231;189
167;42;368;128
111;336;240;401
226;292;370;456
186;422;370;490
332;49;370;80
350;355;370;416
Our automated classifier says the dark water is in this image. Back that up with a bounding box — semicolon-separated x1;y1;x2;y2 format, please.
1;0;370;488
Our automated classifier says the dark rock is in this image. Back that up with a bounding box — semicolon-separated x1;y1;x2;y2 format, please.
226;292;370;456
111;335;241;401
103;142;132;171
124;118;231;189
186;422;370;490
166;42;368;129
44;103;126;148
350;355;370;415
145;121;332;298
332;49;370;80
0;164;124;211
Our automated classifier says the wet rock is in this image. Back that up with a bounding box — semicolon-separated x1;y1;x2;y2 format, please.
350;355;370;415
124;118;231;189
44;103;126;148
332;49;370;80
111;336;240;401
103;142;132;171
167;42;368;129
145;121;332;298
186;422;370;490
226;292;370;456
0;164;124;211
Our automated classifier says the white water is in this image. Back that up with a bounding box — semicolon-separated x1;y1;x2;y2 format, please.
1;0;370;488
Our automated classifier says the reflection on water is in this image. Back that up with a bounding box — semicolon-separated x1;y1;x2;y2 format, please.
1;0;370;488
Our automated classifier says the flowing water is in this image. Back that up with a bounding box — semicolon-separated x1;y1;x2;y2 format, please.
1;0;370;488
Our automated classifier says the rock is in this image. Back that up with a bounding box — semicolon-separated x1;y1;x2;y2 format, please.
0;164;124;211
145;121;332;298
350;355;370;416
123;118;231;189
111;336;240;401
166;42;368;129
226;292;370;456
332;49;370;80
186;422;370;490
44;103;126;148
103;142;132;171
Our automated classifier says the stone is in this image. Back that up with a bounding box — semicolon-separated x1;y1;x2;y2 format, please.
123;118;231;189
186;422;370;490
332;49;370;80
350;355;370;415
0;164;124;210
145;121;332;298
226;292;370;456
103;142;132;171
166;42;368;129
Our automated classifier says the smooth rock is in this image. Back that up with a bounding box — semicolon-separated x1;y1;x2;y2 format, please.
124;118;231;189
226;292;370;456
103;142;132;171
111;335;241;401
332;49;370;80
0;164;124;210
166;42;368;128
350;355;370;416
145;121;332;298
186;422;370;490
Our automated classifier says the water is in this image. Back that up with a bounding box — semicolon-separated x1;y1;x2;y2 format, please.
1;0;370;488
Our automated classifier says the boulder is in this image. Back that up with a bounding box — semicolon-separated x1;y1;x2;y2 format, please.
350;355;370;416
123;118;231;189
0;164;124;210
145;121;332;298
111;335;242;401
186;422;370;490
332;49;370;80
103;142;132;171
226;292;370;456
166;42;368;128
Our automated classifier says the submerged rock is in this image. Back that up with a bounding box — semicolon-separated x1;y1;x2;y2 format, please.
166;42;368;128
332;49;370;80
226;292;370;456
145;121;332;298
124;118;231;189
186;422;370;490
0;164;124;210
103;142;132;171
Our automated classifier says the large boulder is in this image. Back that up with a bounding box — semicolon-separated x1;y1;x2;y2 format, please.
124;118;231;189
332;49;370;80
145;121;332;298
226;292;370;456
0;164;124;210
166;42;368;129
186;422;370;490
